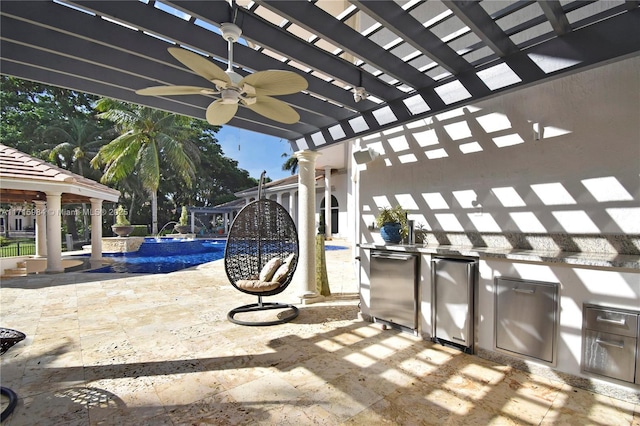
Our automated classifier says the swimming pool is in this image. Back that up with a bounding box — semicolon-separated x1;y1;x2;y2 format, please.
87;238;226;274
86;238;348;274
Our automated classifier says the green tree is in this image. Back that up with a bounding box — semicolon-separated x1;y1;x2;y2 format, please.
165;121;258;208
0;76;98;155
43;117;109;180
282;153;298;175
91;99;199;234
42;117;112;239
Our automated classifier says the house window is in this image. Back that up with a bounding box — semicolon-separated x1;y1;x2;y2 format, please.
320;195;339;234
14;211;23;231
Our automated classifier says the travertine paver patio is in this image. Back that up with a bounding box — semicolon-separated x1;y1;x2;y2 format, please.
1;240;638;425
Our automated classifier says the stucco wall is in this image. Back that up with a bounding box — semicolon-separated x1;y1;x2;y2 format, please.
357;56;639;250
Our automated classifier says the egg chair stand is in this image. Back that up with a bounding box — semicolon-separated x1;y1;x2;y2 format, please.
224;173;299;326
227;297;299;327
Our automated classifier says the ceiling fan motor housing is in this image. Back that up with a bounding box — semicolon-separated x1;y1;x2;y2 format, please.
221;88;241;104
221;23;242;43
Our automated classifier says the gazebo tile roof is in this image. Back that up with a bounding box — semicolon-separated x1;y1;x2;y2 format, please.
0;144;120;203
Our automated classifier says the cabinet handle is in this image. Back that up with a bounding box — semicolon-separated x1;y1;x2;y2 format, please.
513;288;535;294
372;253;414;261
595;338;625;349
596;316;626;326
451;336;465;342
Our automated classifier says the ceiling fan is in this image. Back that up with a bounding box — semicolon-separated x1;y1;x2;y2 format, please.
136;22;308;126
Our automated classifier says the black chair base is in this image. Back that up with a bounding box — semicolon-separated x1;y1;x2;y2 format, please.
227;302;299;326
1;386;18;422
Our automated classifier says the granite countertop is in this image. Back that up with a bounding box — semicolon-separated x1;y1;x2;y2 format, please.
358;243;640;270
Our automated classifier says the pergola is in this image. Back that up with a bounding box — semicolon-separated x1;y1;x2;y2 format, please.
1;1;637;149
0;144;121;273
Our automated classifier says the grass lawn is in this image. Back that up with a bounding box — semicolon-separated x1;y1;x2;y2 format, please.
0;240;36;257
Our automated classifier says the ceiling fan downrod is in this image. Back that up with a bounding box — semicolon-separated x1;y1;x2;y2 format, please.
220;23;243;84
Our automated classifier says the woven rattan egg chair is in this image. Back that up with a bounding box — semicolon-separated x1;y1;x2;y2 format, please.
224;176;299;326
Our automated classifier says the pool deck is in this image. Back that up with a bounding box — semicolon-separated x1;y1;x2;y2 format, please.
1;239;638;425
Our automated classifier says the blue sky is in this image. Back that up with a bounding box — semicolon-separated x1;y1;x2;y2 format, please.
215;126;294;182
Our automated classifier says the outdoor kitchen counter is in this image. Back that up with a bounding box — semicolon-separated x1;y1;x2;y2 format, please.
359;243;640;270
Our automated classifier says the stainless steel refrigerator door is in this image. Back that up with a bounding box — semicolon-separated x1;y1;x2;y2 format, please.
433;258;475;347
370;251;418;330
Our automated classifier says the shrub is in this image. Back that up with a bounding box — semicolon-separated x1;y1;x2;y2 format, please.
129;225;148;237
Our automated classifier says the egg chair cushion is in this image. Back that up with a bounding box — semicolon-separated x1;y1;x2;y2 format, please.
236;279;281;292
259;257;282;281
271;254;296;283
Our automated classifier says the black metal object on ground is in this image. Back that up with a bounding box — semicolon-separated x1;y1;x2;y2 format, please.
1;327;25;421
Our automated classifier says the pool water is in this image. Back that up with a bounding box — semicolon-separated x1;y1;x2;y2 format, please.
87;238;226;274
86;239;348;274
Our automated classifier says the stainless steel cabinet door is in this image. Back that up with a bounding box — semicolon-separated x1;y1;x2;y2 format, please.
495;278;558;363
433;258;475;347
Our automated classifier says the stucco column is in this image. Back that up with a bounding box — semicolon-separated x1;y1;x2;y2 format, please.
44;192;64;273
294;150;321;300
33;200;47;258
89;198;103;262
276;192;282;206
324;166;332;240
190;210;195;233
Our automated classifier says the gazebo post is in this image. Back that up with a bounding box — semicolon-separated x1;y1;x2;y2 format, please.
44;192;64;273
33;200;47;258
89;198;103;265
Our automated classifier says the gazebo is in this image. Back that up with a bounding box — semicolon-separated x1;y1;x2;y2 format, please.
0;144;121;273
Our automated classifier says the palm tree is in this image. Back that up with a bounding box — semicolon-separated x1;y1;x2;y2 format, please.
91;99;199;234
42;117;107;240
43;117;106;178
281;153;298;175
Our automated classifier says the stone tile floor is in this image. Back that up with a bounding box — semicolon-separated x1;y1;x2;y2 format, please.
1;241;638;425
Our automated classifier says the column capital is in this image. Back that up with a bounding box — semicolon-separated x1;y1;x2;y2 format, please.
89;198;103;205
294;150;321;163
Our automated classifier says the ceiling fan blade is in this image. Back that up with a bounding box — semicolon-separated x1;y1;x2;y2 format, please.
168;47;231;85
206;100;238;126
136;85;218;96
241;70;308;96
244;96;300;124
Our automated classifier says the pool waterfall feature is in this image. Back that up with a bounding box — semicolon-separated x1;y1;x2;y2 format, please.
102;236;146;253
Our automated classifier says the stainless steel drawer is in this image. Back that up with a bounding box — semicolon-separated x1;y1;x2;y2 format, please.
583;330;637;383
585;307;638;337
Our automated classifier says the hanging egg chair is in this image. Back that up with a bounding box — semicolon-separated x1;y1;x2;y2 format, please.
224;173;299;326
